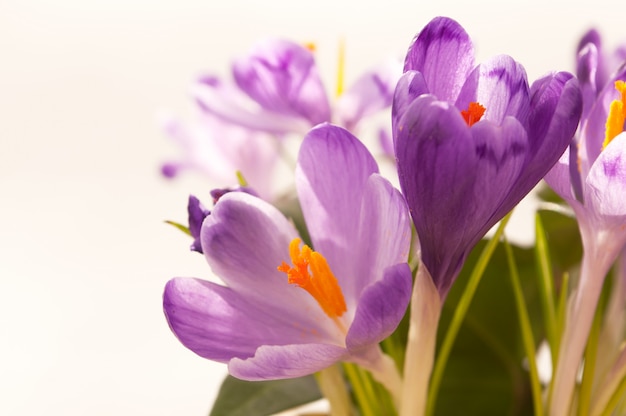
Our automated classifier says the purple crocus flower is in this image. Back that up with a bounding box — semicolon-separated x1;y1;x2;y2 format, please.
194;38;401;136
544;37;626;415
163;124;412;384
393;16;582;298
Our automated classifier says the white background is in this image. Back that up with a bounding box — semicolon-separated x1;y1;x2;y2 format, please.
1;0;624;415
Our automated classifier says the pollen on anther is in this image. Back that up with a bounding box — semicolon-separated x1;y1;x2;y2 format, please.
603;80;626;150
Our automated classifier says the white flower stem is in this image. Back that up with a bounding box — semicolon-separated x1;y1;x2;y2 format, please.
399;264;441;416
315;364;353;416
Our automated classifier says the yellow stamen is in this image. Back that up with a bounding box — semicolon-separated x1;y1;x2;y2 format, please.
277;238;347;319
603;80;626;150
336;38;345;98
461;102;486;127
303;42;316;53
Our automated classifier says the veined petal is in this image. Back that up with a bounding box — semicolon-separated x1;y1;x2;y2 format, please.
345;263;412;351
582;65;626;165
351;174;411;299
229;343;347;381
163;278;338;363
404;16;474;103
511;71;582;209
395;94;477;292
577;42;600;118
335;59;402;130
455;55;530;126
587;133;626;219
193;81;311;134
201;192;334;329
233;38;331;126
392;70;429;142
296;123;379;303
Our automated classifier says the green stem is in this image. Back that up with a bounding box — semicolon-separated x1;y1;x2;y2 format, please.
598;371;626;416
315;365;352;416
343;363;377;416
425;212;513;416
504;237;543;416
534;213;558;363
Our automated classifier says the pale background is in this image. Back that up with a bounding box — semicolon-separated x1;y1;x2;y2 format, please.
1;0;623;415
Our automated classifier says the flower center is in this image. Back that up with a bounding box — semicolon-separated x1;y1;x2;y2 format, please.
277;238;347;319
461;102;486;126
603;80;626;150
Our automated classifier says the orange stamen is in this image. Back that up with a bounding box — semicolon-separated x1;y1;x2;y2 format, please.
461;101;486;127
603;80;626;150
277;238;347;319
303;42;316;53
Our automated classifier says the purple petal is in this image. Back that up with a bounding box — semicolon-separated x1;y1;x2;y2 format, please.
577;43;600;118
193;81;311;134
582;65;626;166
455;55;530;126
188;195;210;253
350;174;411;300
392;70;429;140
335;59;402;130
164;278;339;363
345;263;412;351
404;16;475;103
296;123;379;304
201;192;336;330
233;39;331;126
396;94;529;295
586;133;626;219
506;71;582;216
229;343;347;381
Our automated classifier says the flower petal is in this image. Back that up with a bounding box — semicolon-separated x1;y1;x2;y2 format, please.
345;263;412;351
392;70;429;140
587;133;626;219
228;343;347;381
163;278;337;362
233;38;331;126
403;16;474;103
201;192;337;332
455;55;530;126
576;42;600;119
296;123;379;303
335;59;402;130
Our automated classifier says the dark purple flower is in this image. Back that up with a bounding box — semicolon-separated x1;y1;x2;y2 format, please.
393;17;582;297
163;124;412;382
187;195;210;253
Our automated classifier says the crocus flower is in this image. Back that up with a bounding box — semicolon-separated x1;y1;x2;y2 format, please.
160;111;278;201
393;16;582;298
163;124;412;389
194;38;401;136
392;17;581;416
544;47;626;416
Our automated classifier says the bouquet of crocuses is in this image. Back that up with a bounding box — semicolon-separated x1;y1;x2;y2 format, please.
160;16;626;416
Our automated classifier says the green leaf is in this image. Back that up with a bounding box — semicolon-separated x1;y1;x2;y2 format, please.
164;220;191;236
209;375;322;416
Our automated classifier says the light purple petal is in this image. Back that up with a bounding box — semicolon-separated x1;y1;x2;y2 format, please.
345;263;412;351
350;174;411;300
193;81;311;134
544;146;578;204
587;133;626;219
455;55;530;126
233;38;331;126
582;65;626;165
201;192;337;331
163;278;339;363
335;59;402;130
188;195;210;253
229;343;347;381
403;16;474;103
296;123;379;304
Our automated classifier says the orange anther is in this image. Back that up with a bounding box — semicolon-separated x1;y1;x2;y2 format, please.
603;80;626;150
461;101;486;127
